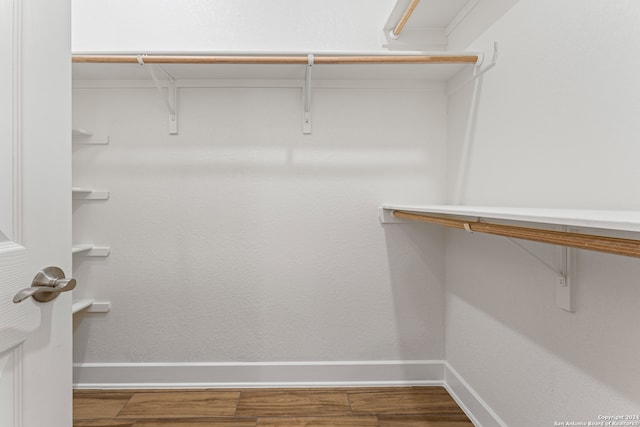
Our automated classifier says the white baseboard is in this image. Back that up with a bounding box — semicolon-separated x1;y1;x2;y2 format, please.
73;360;445;389
443;362;508;427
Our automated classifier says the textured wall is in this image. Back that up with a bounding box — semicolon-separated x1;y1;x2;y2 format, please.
72;83;448;365
71;0;396;53
446;0;640;425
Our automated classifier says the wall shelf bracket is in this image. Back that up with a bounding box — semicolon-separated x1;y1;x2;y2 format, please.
473;41;498;77
448;41;498;96
302;54;314;134
506;236;575;312
138;55;178;135
556;235;576;313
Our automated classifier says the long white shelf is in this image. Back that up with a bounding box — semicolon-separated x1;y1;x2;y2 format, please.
381;204;640;312
380;205;640;233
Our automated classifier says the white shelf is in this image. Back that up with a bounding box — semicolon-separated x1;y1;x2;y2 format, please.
72;128;93;137
73;61;471;82
72;245;111;257
72;244;92;254
72;127;110;145
72;299;95;314
380;205;640;233
72;187;110;200
381;204;640;312
72;299;111;314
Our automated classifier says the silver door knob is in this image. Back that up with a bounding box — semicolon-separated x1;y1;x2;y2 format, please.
13;267;77;304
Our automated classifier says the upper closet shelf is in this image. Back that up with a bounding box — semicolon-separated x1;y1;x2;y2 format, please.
72;52;480;81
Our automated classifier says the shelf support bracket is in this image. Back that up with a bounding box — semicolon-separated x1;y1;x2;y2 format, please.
303;54;314;134
447;41;498;96
138;55;178;135
556;234;576;312
506;235;575;312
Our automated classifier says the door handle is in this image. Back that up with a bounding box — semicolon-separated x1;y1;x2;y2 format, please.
13;267;77;304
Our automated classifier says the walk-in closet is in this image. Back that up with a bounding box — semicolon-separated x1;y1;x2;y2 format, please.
1;1;638;426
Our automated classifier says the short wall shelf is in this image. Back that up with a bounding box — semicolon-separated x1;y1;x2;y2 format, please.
72;299;111;314
72;245;111;257
72;127;110;145
72;128;93;138
72;187;110;200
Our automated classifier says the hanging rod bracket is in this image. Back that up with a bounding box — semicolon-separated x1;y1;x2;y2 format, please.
474;41;498;77
555;232;576;312
303;54;314;134
447;41;499;96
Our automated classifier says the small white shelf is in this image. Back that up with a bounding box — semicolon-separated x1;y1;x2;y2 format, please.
72;299;94;314
72;299;111;314
72;187;110;200
72;245;111;257
72;127;110;145
380;205;640;233
72;128;93;138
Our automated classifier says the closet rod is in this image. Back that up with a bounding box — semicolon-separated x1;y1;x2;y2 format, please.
392;210;640;259
392;0;421;37
71;54;478;65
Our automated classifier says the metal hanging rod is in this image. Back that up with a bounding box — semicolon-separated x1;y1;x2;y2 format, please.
391;0;421;38
72;53;479;65
392;210;640;259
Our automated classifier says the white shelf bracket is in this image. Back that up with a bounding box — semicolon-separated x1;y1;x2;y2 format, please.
303;54;314;135
138;55;178;135
507;236;575;312
448;41;499;96
473;41;498;78
556;237;576;313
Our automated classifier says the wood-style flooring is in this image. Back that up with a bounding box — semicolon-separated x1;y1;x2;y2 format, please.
73;387;474;426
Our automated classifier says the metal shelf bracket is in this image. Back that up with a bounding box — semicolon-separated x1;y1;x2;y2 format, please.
303;54;314;134
138;55;178;135
507;236;575;312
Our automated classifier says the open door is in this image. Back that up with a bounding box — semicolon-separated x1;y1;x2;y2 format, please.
0;0;72;426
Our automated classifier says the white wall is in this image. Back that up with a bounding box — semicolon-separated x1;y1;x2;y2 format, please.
72;0;396;53
446;0;640;425
71;82;448;370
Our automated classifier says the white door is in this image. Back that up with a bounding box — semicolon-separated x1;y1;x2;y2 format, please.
0;0;72;426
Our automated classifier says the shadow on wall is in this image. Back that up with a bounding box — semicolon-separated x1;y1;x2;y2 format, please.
446;228;640;407
382;222;446;364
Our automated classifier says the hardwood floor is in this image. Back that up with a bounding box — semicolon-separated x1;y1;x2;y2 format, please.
73;387;474;427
